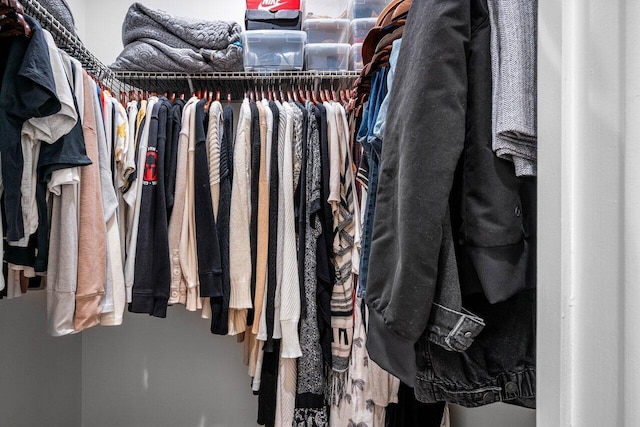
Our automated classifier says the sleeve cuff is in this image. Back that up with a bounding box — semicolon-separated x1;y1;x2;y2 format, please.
230;278;253;309
366;306;417;387
280;319;302;359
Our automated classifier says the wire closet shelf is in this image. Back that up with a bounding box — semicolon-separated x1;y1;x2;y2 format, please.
21;0;360;99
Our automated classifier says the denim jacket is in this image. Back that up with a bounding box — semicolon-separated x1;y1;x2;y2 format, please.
365;0;536;408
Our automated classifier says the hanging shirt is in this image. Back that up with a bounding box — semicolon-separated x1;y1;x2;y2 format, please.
124;96;158;303
17;29;78;251
45;56;87;336
0;16;60;243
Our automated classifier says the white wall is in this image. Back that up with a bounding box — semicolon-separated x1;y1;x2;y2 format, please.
65;0;86;40
81;308;258;427
0;292;82;427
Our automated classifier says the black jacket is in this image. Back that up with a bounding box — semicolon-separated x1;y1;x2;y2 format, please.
365;0;536;407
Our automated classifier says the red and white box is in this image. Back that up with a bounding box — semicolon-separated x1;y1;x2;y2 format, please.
246;0;301;11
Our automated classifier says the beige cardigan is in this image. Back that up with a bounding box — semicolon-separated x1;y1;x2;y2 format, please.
182;101;203;312
228;99;253;335
168;97;199;306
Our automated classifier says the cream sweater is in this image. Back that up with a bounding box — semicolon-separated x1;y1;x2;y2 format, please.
168;97;199;305
279;102;302;359
182;101;202;312
228;99;253;335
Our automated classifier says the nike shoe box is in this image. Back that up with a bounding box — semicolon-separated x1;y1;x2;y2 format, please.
245;0;302;30
246;0;301;11
245;9;302;30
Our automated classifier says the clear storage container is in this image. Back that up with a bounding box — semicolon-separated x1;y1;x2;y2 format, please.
305;0;353;20
242;30;306;71
352;0;390;19
350;18;376;43
306;43;351;71
303;19;350;44
350;43;364;71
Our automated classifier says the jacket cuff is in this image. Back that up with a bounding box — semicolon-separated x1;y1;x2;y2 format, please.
426;303;485;352
366;306;417;387
280;319;302;359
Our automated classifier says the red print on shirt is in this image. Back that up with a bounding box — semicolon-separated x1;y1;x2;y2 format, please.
143;150;158;184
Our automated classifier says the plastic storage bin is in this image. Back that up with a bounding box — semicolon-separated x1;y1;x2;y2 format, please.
352;0;390;18
305;0;353;20
350;43;364;71
350;18;376;43
303;19;350;44
306;43;351;71
242;30;306;71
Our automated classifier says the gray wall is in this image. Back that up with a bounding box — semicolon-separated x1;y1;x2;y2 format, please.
81;309;258;427
0;292;82;427
450;404;536;427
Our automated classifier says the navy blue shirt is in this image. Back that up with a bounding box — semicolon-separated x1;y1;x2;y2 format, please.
0;16;60;242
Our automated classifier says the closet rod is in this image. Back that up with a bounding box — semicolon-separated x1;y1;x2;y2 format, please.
114;71;360;100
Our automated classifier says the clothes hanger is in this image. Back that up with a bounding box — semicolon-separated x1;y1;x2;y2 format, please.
227;93;232;105
203;90;212;113
215;90;221;103
0;12;31;38
307;83;314;104
0;0;22;15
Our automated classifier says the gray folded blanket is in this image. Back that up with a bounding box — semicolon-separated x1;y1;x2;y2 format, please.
110;3;243;73
37;0;77;36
